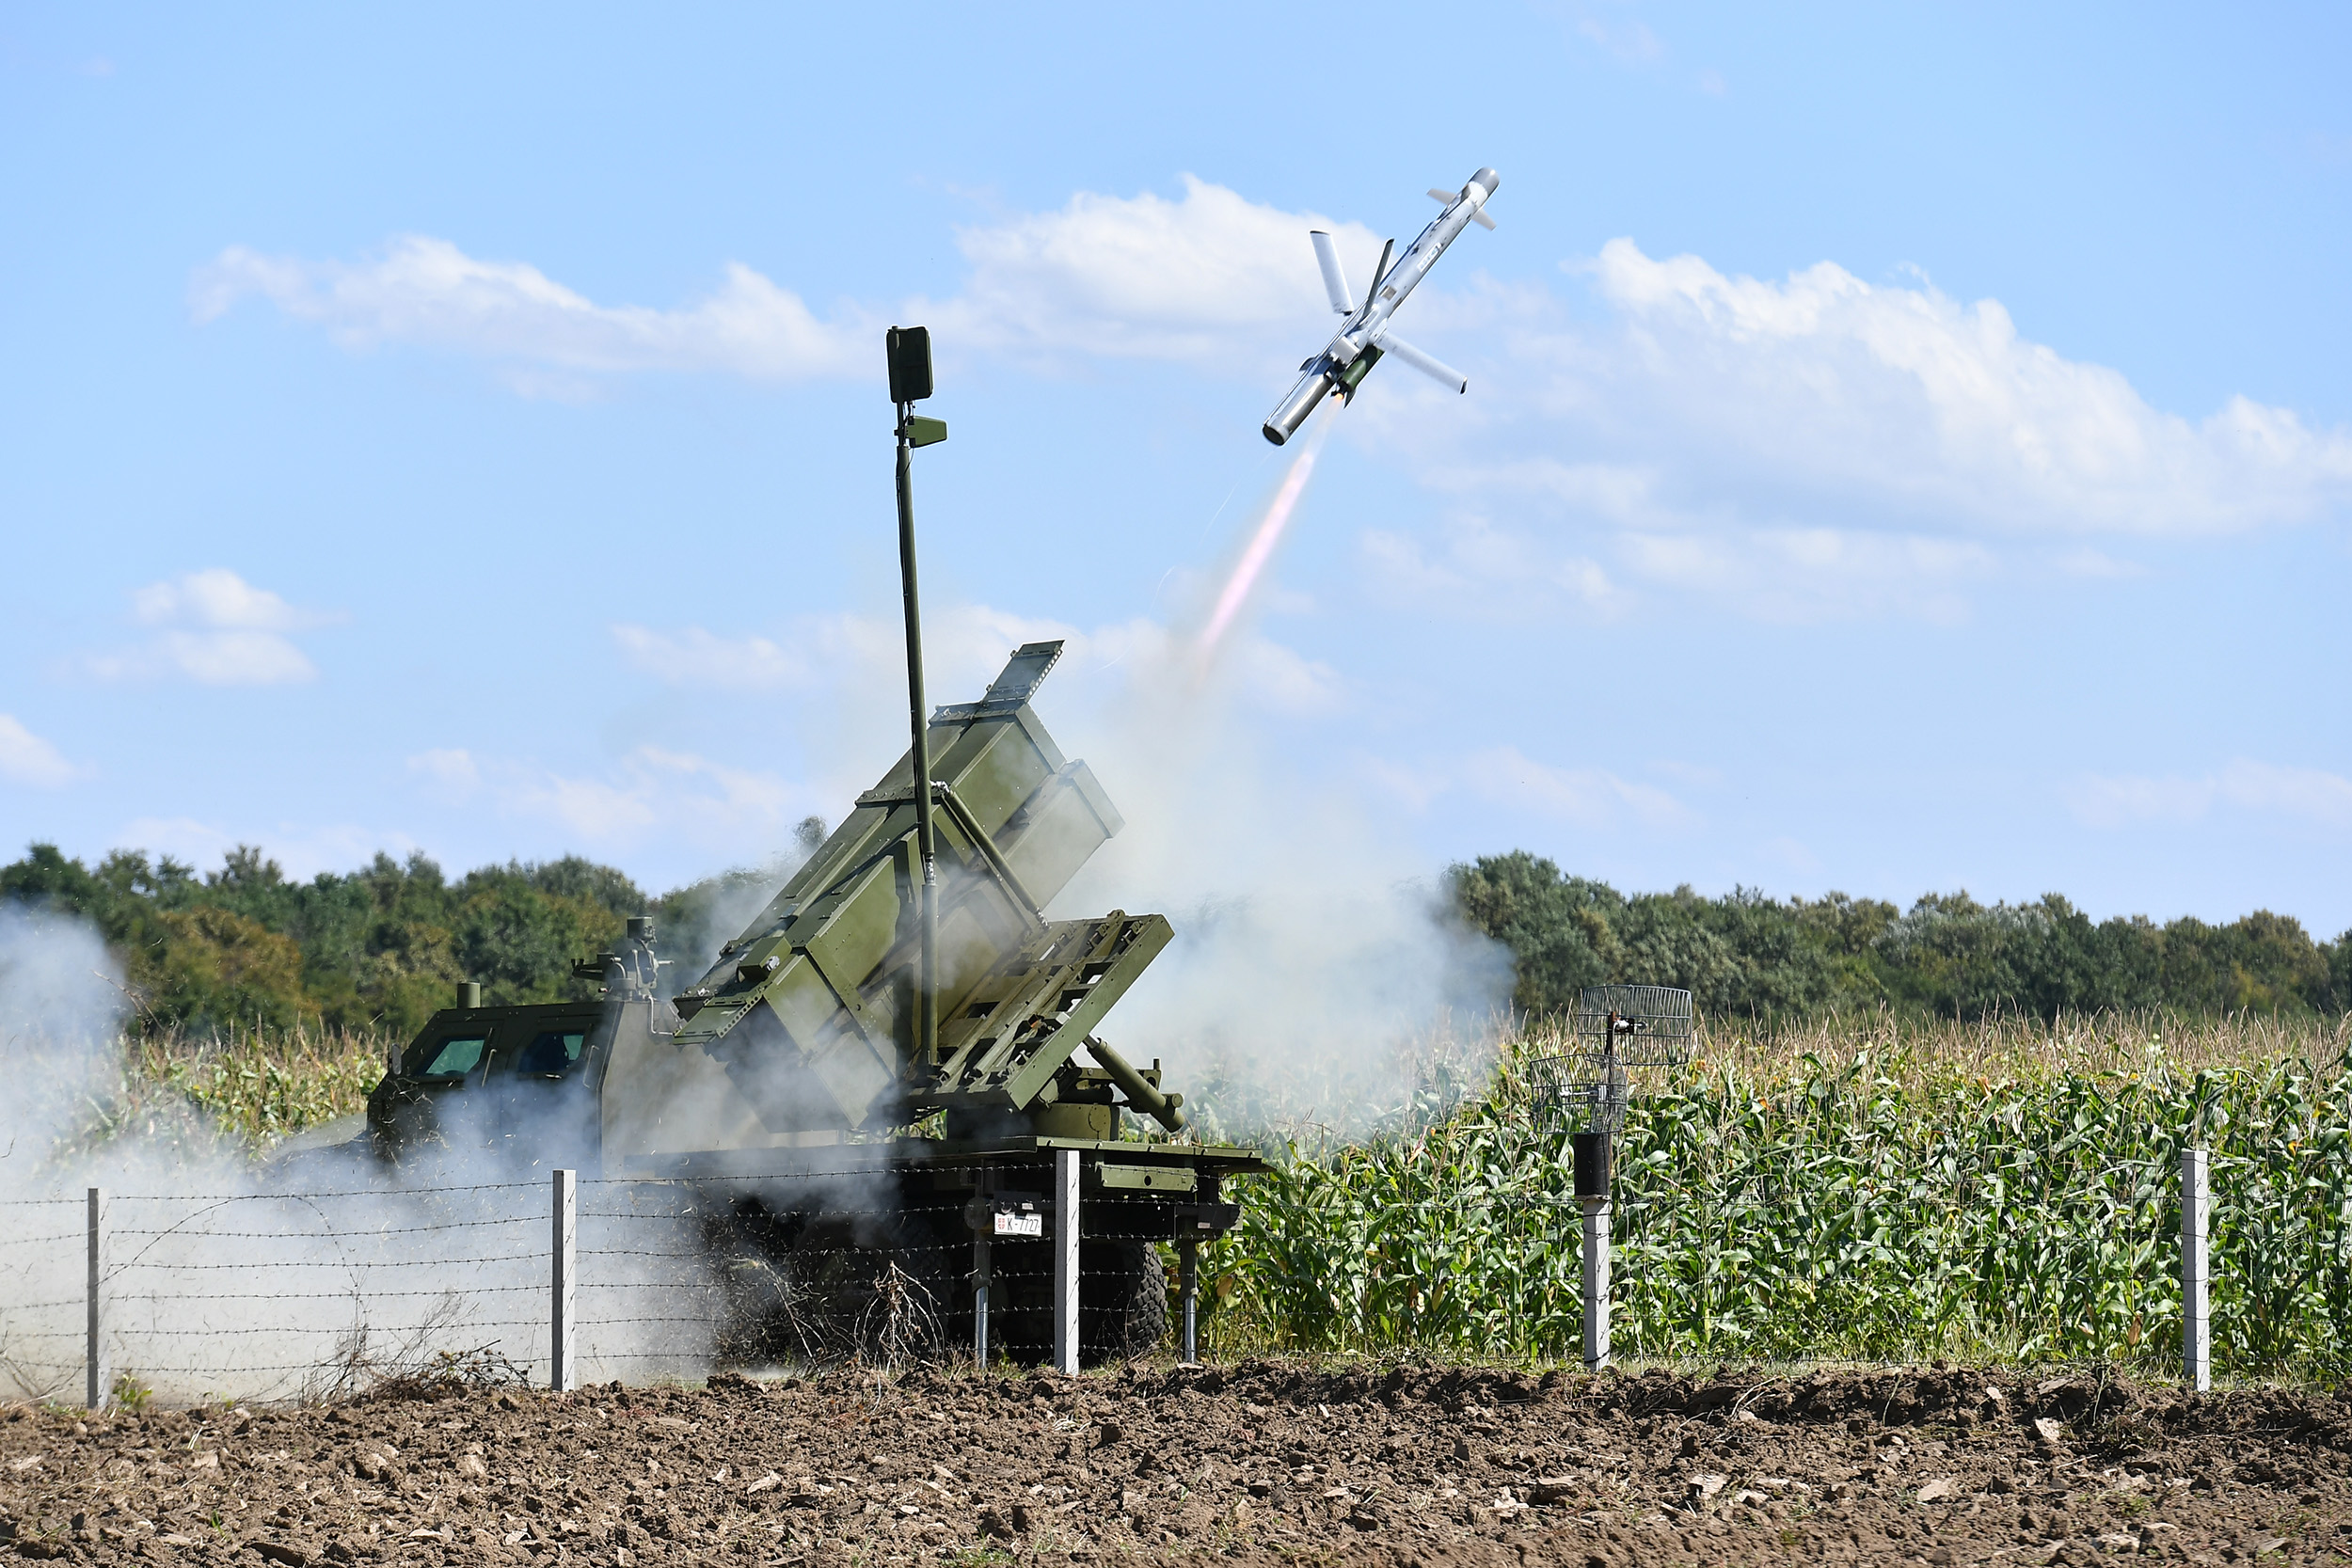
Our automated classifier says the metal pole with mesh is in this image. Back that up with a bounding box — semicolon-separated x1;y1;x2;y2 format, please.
1531;986;1692;1375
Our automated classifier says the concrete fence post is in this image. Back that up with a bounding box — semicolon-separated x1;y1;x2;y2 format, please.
1581;1195;1612;1371
1177;1238;1200;1365
86;1188;107;1412
551;1169;577;1393
972;1224;992;1370
2182;1147;2209;1392
1052;1149;1080;1375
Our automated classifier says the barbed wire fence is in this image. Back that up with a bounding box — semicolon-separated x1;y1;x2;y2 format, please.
0;1152;1221;1409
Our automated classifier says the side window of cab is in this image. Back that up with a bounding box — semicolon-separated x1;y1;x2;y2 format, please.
404;1033;488;1084
512;1028;588;1078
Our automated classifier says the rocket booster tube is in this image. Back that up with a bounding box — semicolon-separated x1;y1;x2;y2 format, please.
1263;363;1336;445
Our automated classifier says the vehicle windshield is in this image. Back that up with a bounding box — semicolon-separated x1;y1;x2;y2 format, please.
513;1028;587;1077
405;1034;487;1084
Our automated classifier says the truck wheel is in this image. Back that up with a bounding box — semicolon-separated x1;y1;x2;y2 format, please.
1079;1240;1166;1367
983;1238;1055;1368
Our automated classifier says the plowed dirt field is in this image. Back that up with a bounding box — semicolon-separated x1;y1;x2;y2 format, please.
4;1362;2347;1566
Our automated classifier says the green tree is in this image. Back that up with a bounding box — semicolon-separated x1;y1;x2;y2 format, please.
136;906;313;1035
1446;853;1617;1017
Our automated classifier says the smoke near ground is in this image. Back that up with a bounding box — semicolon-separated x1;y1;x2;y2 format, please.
0;908;716;1406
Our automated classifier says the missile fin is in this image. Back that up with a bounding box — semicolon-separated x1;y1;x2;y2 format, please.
1375;332;1468;395
1360;238;1395;316
1309;230;1353;315
1471;208;1497;231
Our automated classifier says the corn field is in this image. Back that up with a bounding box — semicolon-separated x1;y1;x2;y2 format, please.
1213;1011;2352;1380
41;1024;387;1163
25;1009;2352;1382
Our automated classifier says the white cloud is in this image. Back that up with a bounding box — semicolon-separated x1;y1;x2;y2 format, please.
2067;759;2352;832
1531;240;2352;538
1346;240;2352;622
1363;513;1621;619
0;715;77;787
611;625;807;690
132;567;311;631
929;175;1383;371
199;180;1385;387
193;237;867;382
1616;526;1996;625
1458;744;1695;832
414;744;813;856
2052;546;2146;579
193;186;2352;626
1575;11;1663;62
1360;746;1695;833
91;568;327;685
406;748;481;800
112;816;420;880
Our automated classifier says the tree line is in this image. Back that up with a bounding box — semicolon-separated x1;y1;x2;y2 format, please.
1449;851;2352;1025
0;834;814;1040
4;839;2344;1040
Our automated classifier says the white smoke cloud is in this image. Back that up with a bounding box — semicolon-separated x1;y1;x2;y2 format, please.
0;905;713;1402
89;568;330;686
0;716;77;788
0;904;126;1153
572;599;1516;1132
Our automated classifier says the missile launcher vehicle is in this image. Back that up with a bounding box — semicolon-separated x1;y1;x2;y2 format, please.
355;639;1262;1366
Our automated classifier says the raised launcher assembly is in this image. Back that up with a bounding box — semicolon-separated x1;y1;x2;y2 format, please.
343;639;1261;1370
670;639;1200;1146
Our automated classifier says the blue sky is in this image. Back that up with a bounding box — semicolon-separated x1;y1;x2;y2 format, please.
4;2;2348;968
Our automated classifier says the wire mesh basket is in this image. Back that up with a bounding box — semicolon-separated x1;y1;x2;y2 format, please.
1572;985;1695;1065
1528;985;1694;1137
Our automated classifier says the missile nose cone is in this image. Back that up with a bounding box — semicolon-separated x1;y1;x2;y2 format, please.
1470;167;1500;198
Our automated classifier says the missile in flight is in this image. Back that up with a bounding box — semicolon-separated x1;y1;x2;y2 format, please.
1262;167;1499;445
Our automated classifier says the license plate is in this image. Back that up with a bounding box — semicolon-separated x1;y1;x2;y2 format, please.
993;1211;1042;1237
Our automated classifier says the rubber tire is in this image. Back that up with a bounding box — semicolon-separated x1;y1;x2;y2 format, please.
1079;1239;1167;1367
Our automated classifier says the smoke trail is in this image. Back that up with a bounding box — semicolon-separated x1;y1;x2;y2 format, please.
1196;408;1334;662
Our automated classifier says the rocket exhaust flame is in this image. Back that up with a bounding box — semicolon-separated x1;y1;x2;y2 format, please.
1197;407;1333;662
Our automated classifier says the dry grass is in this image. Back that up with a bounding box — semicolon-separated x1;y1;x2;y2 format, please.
1664;1006;2350;1086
